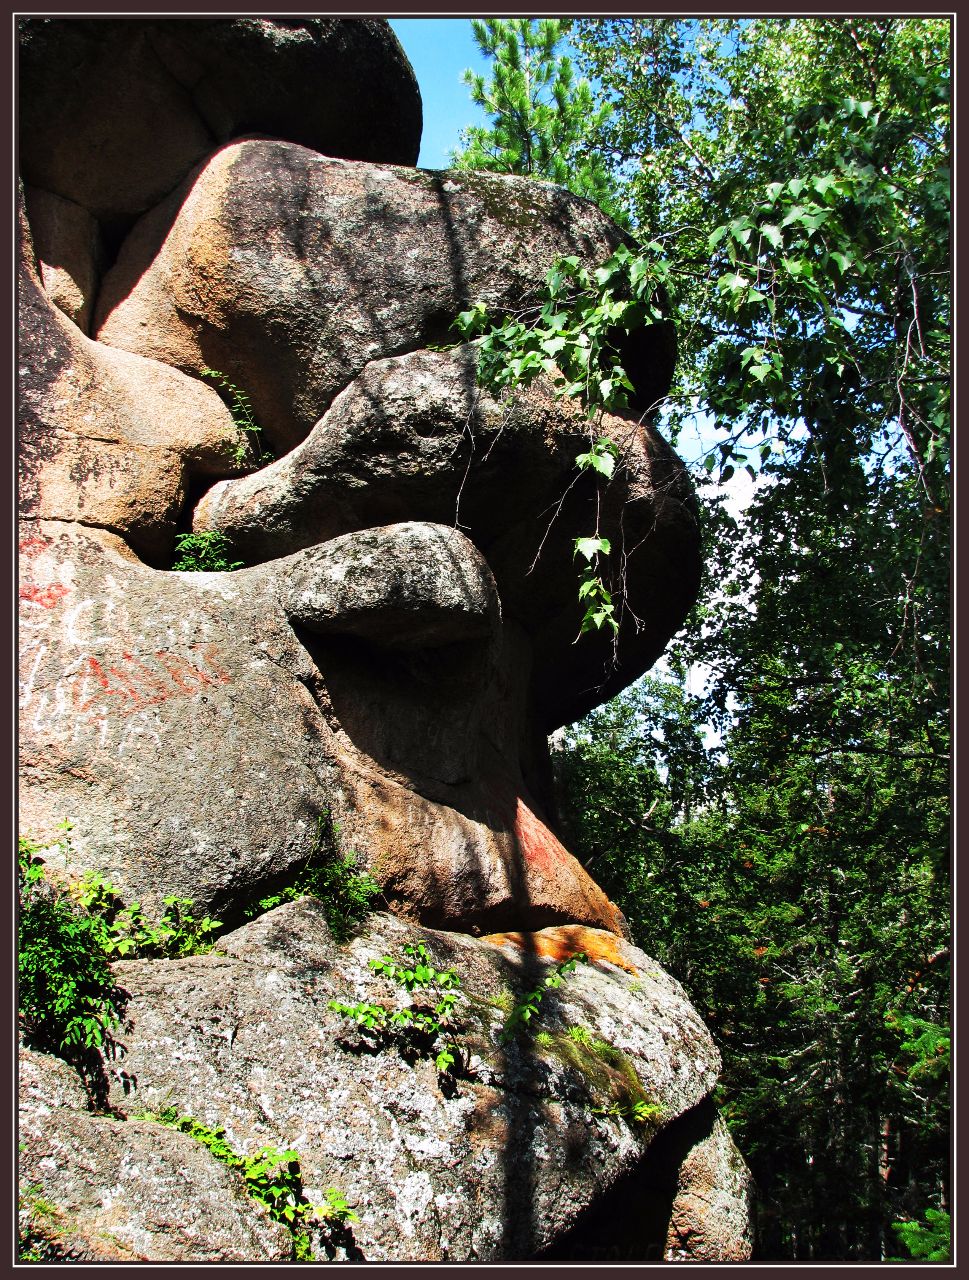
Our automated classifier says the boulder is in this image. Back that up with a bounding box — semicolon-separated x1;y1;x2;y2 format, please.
664;1113;755;1261
94;141;675;451
19;519;625;935
193;344;700;729
22;901;746;1262
19;1050;291;1261
23;186;102;333
18;18;420;227
18;201;249;562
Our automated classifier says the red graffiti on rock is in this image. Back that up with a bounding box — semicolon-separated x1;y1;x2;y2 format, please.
19;533;73;610
513;796;572;876
20;582;71;610
70;644;232;716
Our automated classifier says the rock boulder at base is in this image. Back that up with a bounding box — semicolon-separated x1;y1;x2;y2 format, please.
19;1050;292;1262
19;902;752;1262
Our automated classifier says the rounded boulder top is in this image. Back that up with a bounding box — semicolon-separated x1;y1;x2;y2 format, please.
17;17;422;225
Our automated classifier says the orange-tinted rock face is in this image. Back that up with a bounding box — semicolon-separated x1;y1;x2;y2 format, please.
483;924;641;974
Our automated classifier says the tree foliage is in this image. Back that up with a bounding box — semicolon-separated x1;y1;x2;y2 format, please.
576;18;950;499
450;18;622;221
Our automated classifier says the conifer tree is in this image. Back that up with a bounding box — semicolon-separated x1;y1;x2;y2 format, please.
450;18;622;221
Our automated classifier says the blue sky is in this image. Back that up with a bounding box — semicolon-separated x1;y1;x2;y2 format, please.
387;19;490;168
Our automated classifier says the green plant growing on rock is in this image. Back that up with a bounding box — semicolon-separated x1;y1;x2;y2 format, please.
170;530;243;572
77;873;222;958
201;366;275;469
18;1182;66;1262
18;835;127;1060
451;245;667;416
565;1023;594;1046
329;940;464;1074
245;813;381;942
137;1107;338;1262
592;1098;663;1127
19;829;222;1072
454;245;668;637
530;1012;663;1133
319;1187;359;1227
499;951;587;1043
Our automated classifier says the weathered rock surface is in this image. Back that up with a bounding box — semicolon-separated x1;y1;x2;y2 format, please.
23;186;102;333
664;1113;755;1261
18;18;420;227
19;518;625;936
31;902;742;1262
19;1049;291;1261
193;344;699;729
94;140;675;451
18;202;248;562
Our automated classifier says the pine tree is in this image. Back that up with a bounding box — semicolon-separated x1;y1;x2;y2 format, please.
451;18;622;221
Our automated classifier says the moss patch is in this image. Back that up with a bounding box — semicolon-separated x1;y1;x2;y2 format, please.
540;1031;663;1132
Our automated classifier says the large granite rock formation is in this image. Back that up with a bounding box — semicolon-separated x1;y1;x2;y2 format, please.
20;904;751;1262
18;16;749;1263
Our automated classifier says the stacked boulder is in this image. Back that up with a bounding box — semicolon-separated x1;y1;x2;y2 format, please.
18;17;750;1263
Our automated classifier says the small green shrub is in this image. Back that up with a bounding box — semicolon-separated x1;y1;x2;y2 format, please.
200;366;275;468
19;831;222;1066
246;814;381;942
319;1187;360;1227
18;836;126;1058
500;952;587;1044
77;873;222;958
139;1107;336;1261
329;940;464;1073
170;530;243;573
565;1023;593;1046
591;1098;663;1127
18;1183;65;1261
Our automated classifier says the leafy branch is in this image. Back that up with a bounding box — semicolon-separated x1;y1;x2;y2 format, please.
454;244;671;635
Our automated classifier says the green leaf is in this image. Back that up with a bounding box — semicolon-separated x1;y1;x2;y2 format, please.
574;536;610;561
760;223;783;250
717;272;751;295
780;204;808;229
